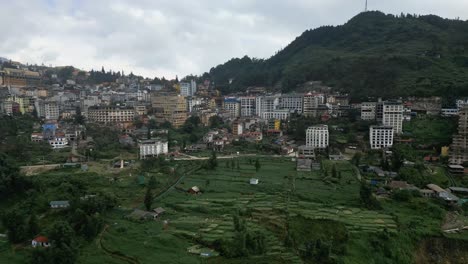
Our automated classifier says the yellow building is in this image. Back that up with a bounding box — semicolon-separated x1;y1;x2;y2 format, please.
151;93;187;128
441;146;449;157
1;68;41;87
274;119;281;130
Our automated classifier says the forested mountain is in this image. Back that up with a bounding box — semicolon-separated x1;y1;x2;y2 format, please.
207;11;468;100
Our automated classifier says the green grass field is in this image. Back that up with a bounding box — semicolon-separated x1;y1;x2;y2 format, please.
0;157;460;263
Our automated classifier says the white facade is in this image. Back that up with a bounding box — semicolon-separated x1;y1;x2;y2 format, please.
361;102;376;120
441;108;458;117
279;94;304;114
306;125;329;149
370;125;394;149
382;102;403;134
239;96;256;117
255;96;279;117
49;137;69;149
187;97;202;113
44;102;60;120
223;98;240;118
139;140;168;159
180;80;197;97
261;110;290;120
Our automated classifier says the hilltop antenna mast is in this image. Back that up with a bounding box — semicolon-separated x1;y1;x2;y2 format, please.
365;0;368;12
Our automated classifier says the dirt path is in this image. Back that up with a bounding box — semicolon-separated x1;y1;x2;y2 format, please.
97;224;140;264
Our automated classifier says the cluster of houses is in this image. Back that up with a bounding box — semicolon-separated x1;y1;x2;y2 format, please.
384;181;466;205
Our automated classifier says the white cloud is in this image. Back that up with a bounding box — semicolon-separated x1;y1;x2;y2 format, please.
0;0;467;78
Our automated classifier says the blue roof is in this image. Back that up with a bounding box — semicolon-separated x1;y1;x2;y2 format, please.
224;98;239;103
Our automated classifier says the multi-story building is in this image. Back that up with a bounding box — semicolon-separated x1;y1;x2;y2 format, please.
239;96;256;117
232;119;243;135
261;109;290;120
369;125;394;149
44;102;60;120
1;68;41;87
361;102;376;120
87;106;136;124
152;93;187;128
450;106;468;165
255;95;279;117
382;101;403;134
306;125;329;150
303;93;325;117
279;94;304;114
186;96;202;113
179;80;197;97
223;97;240;118
139;139;168;159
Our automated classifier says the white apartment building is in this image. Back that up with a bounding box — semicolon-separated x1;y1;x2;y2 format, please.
303;93;325;117
261;109;290;120
223;98;240;118
279;94;304;114
44;102;60;120
139;139;168;159
180;80;197;97
361;102;376;120
370;125;394;149
255;95;279;117
239;96;256;117
382;101;403;134
49;137;69;149
187;97;202;113
306;125;329;149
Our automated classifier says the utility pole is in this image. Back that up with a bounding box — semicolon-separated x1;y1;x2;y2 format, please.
365;0;368;12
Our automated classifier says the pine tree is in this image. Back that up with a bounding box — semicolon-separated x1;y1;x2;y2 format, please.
144;188;153;211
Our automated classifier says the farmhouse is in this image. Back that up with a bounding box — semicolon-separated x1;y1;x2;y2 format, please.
126;209;159;221
427;184;459;204
153;207;166;217
49;200;70;209
32;236;50;248
188;186;201;194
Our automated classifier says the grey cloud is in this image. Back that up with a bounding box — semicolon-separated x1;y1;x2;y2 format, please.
0;0;467;78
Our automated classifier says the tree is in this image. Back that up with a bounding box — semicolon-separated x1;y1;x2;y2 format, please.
332;164;337;178
144;188;153;211
2;209;28;243
254;159;261;172
207;151;218;170
28;214;40;237
47;221;78;264
148;175;157;190
360;182;380;209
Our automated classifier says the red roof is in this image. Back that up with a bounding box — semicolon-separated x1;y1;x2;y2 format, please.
34;236;49;243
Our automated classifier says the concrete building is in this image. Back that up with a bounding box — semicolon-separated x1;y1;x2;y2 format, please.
139;139;168;159
279;94;303;114
152;93;188;128
239;96;256;117
232;119;243;135
361;102;376;120
44;102;60;120
261;109;290;120
87;106;136;124
303;93;325;117
450;106;468;165
179;80;197;97
255;95;279;117
306;125;329;150
223;97;240;118
370;125;394;149
1;68;41;87
382;101;403;134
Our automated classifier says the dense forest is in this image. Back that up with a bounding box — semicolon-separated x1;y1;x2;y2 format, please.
206;11;468;100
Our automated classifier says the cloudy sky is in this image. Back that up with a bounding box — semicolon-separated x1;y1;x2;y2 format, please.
1;0;467;79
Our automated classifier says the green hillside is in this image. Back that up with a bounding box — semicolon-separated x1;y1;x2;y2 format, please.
207;11;468;100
